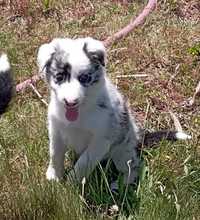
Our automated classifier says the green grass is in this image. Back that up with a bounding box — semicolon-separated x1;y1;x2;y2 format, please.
0;0;200;219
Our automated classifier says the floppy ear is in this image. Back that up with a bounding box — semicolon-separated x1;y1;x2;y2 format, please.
37;43;55;75
37;38;73;75
83;38;106;66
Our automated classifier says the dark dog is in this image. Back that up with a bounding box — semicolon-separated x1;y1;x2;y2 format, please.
0;54;13;115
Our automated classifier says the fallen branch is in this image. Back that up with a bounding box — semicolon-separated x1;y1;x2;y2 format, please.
16;74;41;92
104;0;157;47
15;0;157;93
116;74;149;79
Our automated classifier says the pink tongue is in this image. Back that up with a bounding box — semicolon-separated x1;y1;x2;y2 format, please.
65;107;79;121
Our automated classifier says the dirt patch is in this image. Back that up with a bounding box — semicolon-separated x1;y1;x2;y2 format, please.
61;1;95;21
175;0;200;21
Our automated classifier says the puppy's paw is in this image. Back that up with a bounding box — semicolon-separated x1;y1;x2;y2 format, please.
46;166;61;181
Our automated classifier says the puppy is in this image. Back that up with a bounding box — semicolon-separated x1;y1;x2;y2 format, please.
0;54;12;115
37;37;191;184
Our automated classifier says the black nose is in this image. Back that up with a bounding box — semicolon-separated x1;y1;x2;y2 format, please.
64;99;79;107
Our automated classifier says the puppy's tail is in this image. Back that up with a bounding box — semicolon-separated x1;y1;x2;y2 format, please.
0;54;13;115
139;129;191;149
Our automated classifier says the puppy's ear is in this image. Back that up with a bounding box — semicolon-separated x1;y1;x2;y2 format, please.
83;38;106;66
37;38;72;76
37;43;55;75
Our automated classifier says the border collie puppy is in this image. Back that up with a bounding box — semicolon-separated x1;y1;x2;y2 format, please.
37;37;191;184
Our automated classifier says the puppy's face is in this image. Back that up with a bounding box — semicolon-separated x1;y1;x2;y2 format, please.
37;37;106;121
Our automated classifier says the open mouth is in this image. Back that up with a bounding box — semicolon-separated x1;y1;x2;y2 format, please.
65;103;79;122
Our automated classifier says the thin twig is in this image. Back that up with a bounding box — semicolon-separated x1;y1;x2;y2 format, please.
109;47;127;54
143;99;150;128
115;74;148;87
29;83;48;106
168;64;180;86
16;74;41;92
85;0;94;10
186;81;200;106
79;195;91;211
169;110;182;132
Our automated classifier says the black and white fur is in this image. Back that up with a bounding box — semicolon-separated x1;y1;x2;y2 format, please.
0;54;12;115
37;37;191;184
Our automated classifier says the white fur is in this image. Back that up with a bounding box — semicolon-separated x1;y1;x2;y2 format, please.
38;37;191;185
51;77;84;105
176;131;191;140
0;54;10;72
38;37;140;184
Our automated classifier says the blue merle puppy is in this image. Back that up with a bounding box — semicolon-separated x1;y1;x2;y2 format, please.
37;37;191;187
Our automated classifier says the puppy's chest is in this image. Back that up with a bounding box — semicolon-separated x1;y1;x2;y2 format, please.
62;127;92;155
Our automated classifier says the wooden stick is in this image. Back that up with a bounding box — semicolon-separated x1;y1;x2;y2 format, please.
104;0;157;47
16;75;41;92
29;83;48;106
116;74;149;78
115;74;148;87
188;81;200;106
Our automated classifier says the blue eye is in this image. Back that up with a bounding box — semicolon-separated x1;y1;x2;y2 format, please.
78;74;92;86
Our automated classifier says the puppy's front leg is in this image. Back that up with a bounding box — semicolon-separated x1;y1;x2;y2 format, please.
46;119;67;181
68;137;110;182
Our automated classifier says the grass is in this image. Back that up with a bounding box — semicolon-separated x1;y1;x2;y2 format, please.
0;0;200;219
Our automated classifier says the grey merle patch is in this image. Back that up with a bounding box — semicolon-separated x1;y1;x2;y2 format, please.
83;42;105;67
78;64;102;87
44;53;72;84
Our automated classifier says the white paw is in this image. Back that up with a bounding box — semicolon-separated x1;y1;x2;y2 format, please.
46;166;61;181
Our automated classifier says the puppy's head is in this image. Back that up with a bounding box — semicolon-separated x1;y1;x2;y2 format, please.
37;37;106;121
